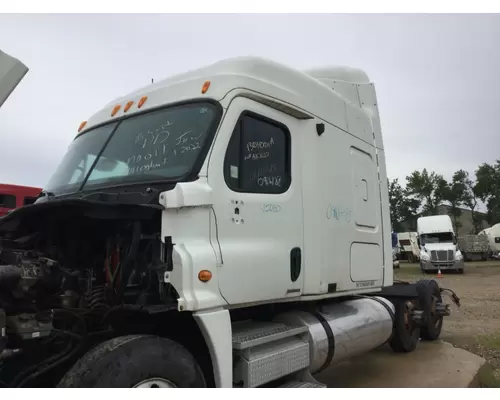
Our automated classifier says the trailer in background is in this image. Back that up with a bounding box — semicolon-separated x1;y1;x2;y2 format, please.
397;231;420;262
479;224;500;259
392;232;400;268
0;50;36;217
458;235;489;262
0;184;41;217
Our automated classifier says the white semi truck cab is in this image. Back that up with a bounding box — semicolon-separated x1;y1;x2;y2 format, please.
0;56;459;388
417;215;464;273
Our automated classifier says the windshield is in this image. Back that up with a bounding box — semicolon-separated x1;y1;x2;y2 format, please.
420;232;454;245
45;102;220;195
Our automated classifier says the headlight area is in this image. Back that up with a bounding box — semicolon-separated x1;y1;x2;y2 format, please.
420;252;430;262
455;251;463;261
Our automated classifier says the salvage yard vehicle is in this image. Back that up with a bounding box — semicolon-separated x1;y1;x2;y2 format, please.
479;224;500;259
0;184;42;217
418;215;464;274
458;234;489;262
392;231;400;268
397;231;420;263
0;55;460;388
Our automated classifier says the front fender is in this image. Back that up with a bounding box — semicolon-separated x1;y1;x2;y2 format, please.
193;308;232;388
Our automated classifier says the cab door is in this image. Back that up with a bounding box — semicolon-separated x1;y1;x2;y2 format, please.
208;97;304;305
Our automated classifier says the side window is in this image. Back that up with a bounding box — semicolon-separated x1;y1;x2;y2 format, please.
495;237;500;244
224;112;291;194
0;194;16;209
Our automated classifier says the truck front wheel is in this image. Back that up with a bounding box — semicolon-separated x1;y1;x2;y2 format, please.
57;335;206;388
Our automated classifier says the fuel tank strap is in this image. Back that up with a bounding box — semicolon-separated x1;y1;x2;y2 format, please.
356;296;396;342
311;311;335;373
367;297;395;324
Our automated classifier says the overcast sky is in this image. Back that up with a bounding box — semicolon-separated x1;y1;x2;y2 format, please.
0;13;499;189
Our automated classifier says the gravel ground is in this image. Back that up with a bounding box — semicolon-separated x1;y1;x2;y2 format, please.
395;260;500;386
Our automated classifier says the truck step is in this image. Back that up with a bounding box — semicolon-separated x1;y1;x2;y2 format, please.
234;336;310;388
278;380;327;388
232;320;309;349
232;320;311;388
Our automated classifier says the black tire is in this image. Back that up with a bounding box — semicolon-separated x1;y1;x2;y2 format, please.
416;279;443;341
57;335;206;388
389;300;420;353
457;268;464;274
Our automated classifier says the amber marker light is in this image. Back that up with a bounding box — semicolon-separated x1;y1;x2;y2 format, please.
138;96;148;108
124;101;134;112
201;81;211;94
111;104;121;116
198;270;212;282
78;121;87;132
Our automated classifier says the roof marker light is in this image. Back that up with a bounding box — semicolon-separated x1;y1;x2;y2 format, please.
138;96;148;108
124;100;134;112
111;104;121;116
78;121;87;132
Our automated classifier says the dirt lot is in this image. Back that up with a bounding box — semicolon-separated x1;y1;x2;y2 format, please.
395;260;500;386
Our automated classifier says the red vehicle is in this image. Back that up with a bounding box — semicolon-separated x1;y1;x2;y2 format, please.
0;184;41;217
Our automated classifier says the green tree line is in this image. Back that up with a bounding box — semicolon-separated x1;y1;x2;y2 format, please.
389;159;500;234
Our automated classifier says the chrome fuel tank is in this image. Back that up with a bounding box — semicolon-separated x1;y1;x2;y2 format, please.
274;296;394;374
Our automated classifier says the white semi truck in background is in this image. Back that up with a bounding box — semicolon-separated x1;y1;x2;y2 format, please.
418;215;464;273
0;54;460;388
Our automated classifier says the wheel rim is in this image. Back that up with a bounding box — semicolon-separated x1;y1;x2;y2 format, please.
403;301;415;330
133;378;176;388
430;296;438;326
431;295;444;327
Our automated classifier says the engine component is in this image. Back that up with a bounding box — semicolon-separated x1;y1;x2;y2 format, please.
273;296;395;374
0;203;172;387
0;265;22;288
60;290;80;309
0;348;21;361
86;285;107;309
0;256;59;293
0;308;5;353
6;312;53;341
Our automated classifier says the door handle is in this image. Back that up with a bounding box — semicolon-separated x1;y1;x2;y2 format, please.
290;247;301;282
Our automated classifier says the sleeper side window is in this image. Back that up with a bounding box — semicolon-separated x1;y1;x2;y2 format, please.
224;112;291;194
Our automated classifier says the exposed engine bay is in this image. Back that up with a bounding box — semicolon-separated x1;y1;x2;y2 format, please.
0;199;177;387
